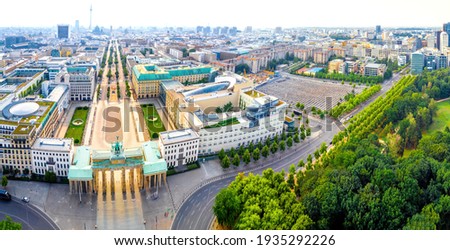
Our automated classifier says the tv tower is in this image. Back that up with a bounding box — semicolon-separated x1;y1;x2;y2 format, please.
89;4;92;31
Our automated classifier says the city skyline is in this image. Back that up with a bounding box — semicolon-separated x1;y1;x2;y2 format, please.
1;0;449;29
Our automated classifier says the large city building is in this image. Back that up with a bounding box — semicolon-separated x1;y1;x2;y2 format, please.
131;64;212;98
0;99;60;174
163;74;286;155
411;48;448;74
159;129;199;168
56;67;96;101
57;25;70;39
31;138;74;177
362;63;387;77
411;52;425;74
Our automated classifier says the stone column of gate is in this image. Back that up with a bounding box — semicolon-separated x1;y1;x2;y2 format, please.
140;168;144;189
122;168;126;192
103;170;107;194
111;170;115;193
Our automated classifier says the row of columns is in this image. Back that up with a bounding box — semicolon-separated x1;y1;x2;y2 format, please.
144;173;167;190
69;180;94;194
70;169;168;194
93;167;144;194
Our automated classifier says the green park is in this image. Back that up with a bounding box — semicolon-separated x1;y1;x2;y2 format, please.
65;106;90;145
427;99;450;133
142;104;165;138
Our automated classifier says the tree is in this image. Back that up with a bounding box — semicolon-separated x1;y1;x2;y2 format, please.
232;154;240;167
235;63;251;74
270;142;279;154
306;128;312;136
44;171;57;183
320;142;328;154
229;147;236;157
294;133;300;143
279;140;286;151
300;132;306;140
252;148;261;162
298;159;305;168
287;164;296;189
0;216;22;230
248;142;255;153
314;149;321;160
213;188;241;228
218;149;226;161
223;102;233;113
287;137;293;148
1;176;7;187
221;155;231;169
261;145;270;158
243;150;251;165
238;146;245;156
307;154;313;164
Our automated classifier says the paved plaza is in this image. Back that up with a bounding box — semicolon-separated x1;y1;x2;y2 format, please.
257;75;365;110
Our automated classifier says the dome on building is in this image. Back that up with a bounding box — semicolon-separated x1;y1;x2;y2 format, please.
9;102;39;117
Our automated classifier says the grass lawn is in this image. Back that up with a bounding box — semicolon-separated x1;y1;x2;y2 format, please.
65;107;89;145
427;100;450;133
142;104;166;137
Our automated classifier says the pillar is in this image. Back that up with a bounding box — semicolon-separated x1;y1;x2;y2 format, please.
140;169;144;189
111;170;115;192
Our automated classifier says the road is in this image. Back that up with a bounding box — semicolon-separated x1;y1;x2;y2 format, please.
172;124;337;230
172;68;409;230
0;198;59;230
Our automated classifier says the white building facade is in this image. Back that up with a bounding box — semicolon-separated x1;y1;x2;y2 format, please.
159;129;199;168
31;138;74;177
56;67;96;101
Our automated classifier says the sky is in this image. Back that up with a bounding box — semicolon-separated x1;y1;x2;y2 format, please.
1;0;449;29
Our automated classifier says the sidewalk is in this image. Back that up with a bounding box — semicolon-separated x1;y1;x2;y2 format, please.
6;180;97;230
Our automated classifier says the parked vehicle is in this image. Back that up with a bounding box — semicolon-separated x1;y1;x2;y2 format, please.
0;190;12;201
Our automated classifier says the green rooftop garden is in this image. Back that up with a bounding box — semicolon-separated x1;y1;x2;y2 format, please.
204;117;240;129
12;125;34;135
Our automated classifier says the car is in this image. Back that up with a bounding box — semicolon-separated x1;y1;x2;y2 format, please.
0;190;12;201
21;196;30;203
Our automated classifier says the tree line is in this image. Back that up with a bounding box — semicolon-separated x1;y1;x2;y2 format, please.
214;73;450;229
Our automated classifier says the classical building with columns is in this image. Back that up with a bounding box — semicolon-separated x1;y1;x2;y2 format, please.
68;140;167;194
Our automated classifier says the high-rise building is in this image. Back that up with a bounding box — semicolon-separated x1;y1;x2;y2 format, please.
444;22;450;46
440;32;449;52
435;31;442;51
75;20;80;33
245;26;252;33
5;36;27;48
196;26;203;33
203;26;211;35
275;27;282;34
230;27;238;36
375;25;382;34
220;26;229;35
57;25;70;39
426;34;435;48
411;51;425;74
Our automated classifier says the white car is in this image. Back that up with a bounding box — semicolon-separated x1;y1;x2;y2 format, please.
21;196;30;203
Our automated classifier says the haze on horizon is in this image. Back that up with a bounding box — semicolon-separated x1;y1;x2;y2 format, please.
1;0;449;29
